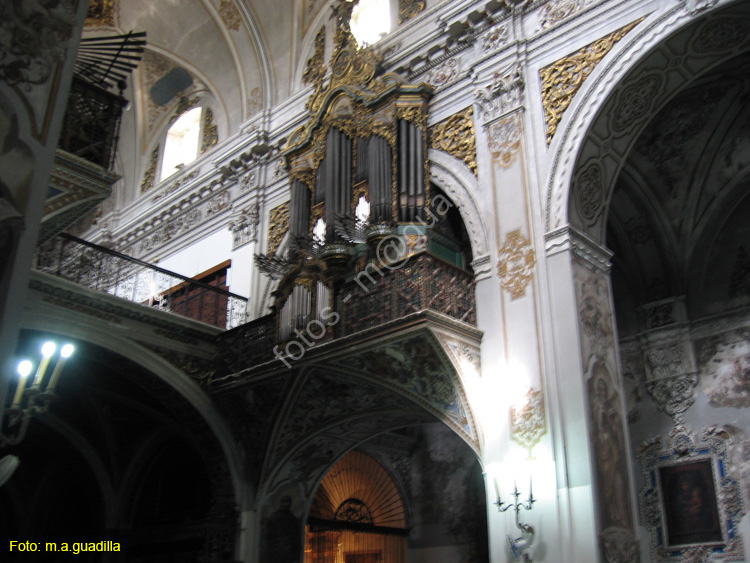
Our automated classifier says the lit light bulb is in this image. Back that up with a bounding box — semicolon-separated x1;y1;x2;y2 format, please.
41;341;56;357
17;361;32;377
60;344;74;358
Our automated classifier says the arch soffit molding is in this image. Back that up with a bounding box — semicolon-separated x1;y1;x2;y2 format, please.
429;149;490;261
19;315;252;509
545;0;750;244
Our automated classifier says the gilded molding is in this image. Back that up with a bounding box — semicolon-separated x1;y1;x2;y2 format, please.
498;229;536;300
399;0;425;23
539;19;643;145
217;0;241;32
201;107;218;153
140;146;160;193
268;202;290;255
429;106;477;176
86;0;116;27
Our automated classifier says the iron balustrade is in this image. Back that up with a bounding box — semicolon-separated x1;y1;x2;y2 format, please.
58;77;128;170
34;233;248;329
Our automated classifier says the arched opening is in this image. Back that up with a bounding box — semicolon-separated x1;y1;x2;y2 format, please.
160;106;203;181
1;330;238;562
305;450;407;563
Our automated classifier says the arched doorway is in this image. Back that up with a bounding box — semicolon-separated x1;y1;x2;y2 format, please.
543;1;750;559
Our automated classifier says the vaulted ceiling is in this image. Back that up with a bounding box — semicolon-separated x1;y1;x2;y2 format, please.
608;51;750;335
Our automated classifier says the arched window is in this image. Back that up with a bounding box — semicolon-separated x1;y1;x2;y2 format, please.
350;0;390;46
160;107;202;181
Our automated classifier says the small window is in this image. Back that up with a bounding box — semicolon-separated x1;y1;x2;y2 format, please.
160;107;202;181
350;0;390;47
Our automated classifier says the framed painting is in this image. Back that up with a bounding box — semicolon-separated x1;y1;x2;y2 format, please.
638;425;745;562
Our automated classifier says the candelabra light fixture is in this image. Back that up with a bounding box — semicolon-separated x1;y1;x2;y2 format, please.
1;341;75;448
495;479;536;561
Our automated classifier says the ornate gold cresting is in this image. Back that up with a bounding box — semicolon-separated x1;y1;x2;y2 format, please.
539;18;643;145
140;146;160;193
303;27;326;86
86;0;116;28
429;106;477;176
399;0;426;23
497;229;536;299
268;202;290;255
201;108;218;153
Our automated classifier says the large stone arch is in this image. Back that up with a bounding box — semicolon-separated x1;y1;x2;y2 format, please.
18;311;252;510
545;0;750;241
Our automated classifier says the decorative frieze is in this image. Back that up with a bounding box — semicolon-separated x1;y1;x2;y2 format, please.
228;204;259;249
425;57;461;89
540;19;643;145
480;24;509;54
497;229;535;299
538;0;583;31
429;106;477;176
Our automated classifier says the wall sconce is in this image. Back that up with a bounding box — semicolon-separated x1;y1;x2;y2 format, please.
495;479;536;561
1;341;74;448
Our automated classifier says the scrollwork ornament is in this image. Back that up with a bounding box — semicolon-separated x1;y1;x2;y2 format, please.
575;161;603;223
217;0;241;32
498;229;536;299
429;107;477;176
539;19;642;144
474;67;524;122
0;0;75;89
486;112;522;167
268;202;290;255
398;0;425;23
646;374;698;424
510;386;546;455
539;0;583;31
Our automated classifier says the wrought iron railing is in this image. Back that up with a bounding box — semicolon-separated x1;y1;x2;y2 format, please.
34;233;248;329
336;252;476;336
58;76;127;170
215;252;475;373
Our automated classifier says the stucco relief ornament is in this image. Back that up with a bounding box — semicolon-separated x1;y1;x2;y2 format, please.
498;229;535;299
646;374;698;424
0;0;75;89
510;386;546;456
487;113;523;167
474;67;524;122
575;161;604;224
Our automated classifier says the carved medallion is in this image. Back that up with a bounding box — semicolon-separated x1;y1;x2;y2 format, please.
498;229;536;299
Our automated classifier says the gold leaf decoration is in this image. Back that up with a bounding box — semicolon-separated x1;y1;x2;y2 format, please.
399;0;426;23
86;0;116;28
140;146;160;193
303;27;326;86
429;106;477;176
539;18;643;145
201;108;218;154
268;202;290;255
498;229;536;299
510;386;546;456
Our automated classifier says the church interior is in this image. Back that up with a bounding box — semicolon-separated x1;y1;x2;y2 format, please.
2;0;750;562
